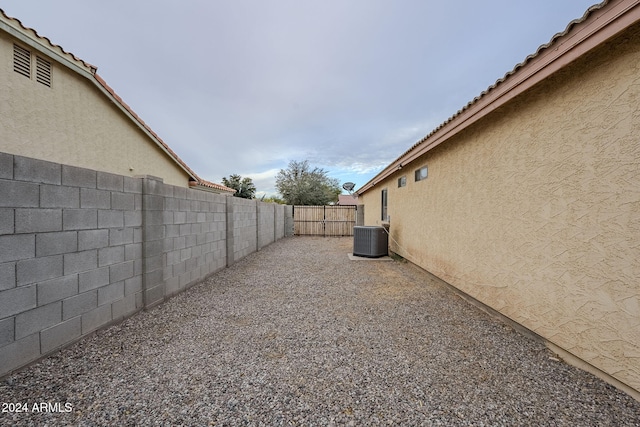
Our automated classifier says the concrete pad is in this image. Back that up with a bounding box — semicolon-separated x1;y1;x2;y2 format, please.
348;253;393;261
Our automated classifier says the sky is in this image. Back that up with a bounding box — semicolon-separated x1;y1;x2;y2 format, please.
2;0;600;197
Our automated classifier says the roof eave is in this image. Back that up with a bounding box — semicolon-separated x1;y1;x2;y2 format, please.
358;0;640;195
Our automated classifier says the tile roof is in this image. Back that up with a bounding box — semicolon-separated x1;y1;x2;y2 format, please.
0;8;235;195
358;0;638;194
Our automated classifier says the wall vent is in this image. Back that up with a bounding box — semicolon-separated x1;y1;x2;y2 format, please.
353;226;388;258
36;56;52;87
13;44;31;78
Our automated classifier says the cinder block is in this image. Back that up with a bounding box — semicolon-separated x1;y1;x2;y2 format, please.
111;192;135;211
124;275;142;295
179;223;190;236
63;250;97;275
97;281;124;305
0;180;39;208
98;246;124;267
97;171;124;192
78;266;110;293
165;198;179;211
0;234;36;263
142;194;164;211
78;229;109;251
17;255;63;286
0;262;16;291
144;283;164;308
0;209;14;235
143;254;163;274
180;248;192;262
15;302;61;339
134;194;142;211
165;224;179;238
40;316;81;353
125;243;142;261
62;165;96;188
0;153;12;179
159;211;174;225
110;261;134;283
0;285;37;319
109;228;134;246
133;227;143;243
40;185;80;208
80;188;111;209
36;231;77;257
173;186;186;199
179;199;190;211
98;210;124;228
16;209;62;233
111;293;137;320
0;333;40;375
37;275;78;306
165;276;181;295
0;316;14;346
173;236;186;250
123;177;142;194
81;304;111;334
143;225;164;241
162;184;175;198
63;209;97;230
14;156;61;185
173;260;186;277
144;269;163;290
124;211;142;227
62;290;97;320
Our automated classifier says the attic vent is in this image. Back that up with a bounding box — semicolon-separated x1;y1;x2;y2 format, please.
36;56;52;87
13;44;31;78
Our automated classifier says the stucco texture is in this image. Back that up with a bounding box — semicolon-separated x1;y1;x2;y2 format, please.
362;25;640;393
0;33;191;187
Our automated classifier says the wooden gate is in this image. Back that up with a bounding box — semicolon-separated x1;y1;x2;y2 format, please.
293;205;357;236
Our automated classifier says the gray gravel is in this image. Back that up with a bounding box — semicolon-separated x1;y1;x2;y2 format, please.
1;236;639;426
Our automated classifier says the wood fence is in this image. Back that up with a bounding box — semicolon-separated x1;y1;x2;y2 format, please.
293;205;357;236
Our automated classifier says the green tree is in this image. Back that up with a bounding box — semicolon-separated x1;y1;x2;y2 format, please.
275;160;341;205
260;195;286;204
222;174;256;199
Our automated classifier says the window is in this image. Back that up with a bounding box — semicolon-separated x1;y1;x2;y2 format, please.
381;188;388;221
398;176;406;188
36;56;52;87
13;44;31;78
415;166;428;182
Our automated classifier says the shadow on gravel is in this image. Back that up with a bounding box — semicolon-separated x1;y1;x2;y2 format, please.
1;237;639;426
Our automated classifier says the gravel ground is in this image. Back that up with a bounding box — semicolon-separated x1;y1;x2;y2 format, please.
1;236;639;426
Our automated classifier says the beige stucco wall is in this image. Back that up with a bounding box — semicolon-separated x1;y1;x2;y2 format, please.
362;24;640;394
0;32;191;187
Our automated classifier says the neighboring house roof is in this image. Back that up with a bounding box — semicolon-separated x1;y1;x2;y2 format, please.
0;9;235;195
359;0;639;195
338;194;359;206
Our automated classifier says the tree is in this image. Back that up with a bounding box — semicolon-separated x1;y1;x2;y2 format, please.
275;160;341;205
222;174;256;199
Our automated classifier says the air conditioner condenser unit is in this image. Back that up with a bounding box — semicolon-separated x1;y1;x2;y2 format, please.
353;226;388;258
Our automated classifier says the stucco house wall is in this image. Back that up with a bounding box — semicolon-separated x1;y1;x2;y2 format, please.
361;12;640;396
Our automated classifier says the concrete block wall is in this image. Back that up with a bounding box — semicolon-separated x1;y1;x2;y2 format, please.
0;153;144;374
0;152;292;377
231;198;258;262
